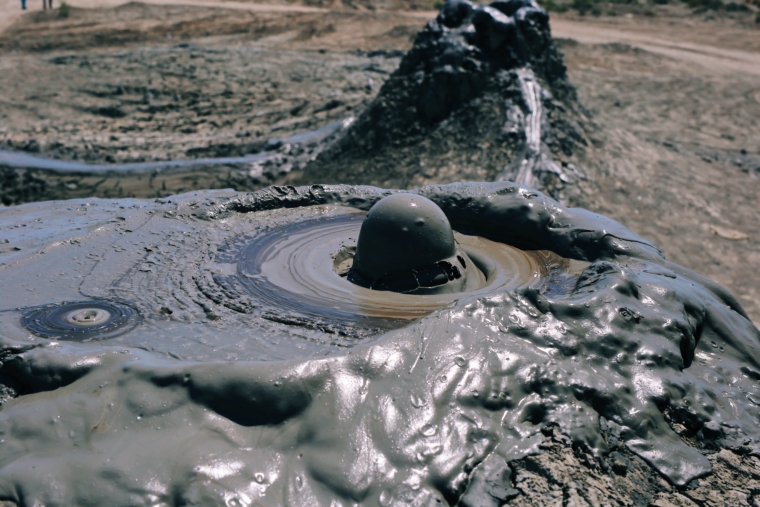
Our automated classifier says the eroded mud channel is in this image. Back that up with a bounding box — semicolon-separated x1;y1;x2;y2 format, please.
0;182;759;506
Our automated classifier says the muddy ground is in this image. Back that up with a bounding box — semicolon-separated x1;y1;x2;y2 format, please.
1;1;760;505
1;1;758;324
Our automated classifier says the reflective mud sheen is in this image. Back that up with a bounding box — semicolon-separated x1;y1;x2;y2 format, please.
0;183;760;507
232;212;581;331
21;300;141;341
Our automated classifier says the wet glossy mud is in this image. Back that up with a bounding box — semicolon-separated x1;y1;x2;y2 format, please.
231;210;579;333
0;182;758;506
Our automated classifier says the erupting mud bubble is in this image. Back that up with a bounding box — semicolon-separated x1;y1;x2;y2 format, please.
348;194;485;294
0;182;759;506
218;194;578;335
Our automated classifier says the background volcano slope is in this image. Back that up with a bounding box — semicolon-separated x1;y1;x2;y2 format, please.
293;0;593;204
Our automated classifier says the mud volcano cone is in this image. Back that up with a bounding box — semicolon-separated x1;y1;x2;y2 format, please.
294;0;592;200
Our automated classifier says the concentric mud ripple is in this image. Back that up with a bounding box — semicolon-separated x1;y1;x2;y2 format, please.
214;212;585;334
0;182;759;507
21;300;140;341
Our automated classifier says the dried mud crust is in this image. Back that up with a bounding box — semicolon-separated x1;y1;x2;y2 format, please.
0;44;398;165
0;43;401;204
501;434;760;507
0;3;426;53
558;39;760;325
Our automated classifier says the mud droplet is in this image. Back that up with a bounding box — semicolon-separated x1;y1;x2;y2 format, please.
454;356;466;367
378;490;393;507
420;424;437;437
410;395;426;408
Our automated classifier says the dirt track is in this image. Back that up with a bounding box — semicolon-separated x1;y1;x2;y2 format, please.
552;19;760;76
2;0;759;76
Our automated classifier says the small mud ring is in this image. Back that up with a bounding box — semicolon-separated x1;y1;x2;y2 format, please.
21;300;141;341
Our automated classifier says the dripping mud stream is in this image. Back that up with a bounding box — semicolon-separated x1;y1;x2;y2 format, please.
0;118;350;174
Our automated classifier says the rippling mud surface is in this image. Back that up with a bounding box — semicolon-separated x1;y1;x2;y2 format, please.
0;182;759;506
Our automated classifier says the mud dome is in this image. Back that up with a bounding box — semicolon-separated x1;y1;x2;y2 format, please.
0;182;759;506
296;0;590;200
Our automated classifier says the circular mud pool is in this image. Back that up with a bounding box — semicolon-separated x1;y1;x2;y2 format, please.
21;300;141;341
0;182;759;507
226;209;584;334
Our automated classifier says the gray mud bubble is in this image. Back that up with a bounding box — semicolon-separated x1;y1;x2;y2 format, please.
294;0;592;200
348;193;486;294
0;182;759;506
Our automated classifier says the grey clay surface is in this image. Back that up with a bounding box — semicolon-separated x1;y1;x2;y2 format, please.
0;182;758;506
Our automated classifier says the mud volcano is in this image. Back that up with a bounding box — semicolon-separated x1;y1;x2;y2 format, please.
0;182;758;505
295;0;590;200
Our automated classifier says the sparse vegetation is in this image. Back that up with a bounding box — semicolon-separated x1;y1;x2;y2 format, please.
686;0;751;11
571;0;595;15
724;1;750;10
537;0;570;12
58;1;70;18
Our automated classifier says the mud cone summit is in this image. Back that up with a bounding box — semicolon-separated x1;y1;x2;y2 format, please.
295;0;590;200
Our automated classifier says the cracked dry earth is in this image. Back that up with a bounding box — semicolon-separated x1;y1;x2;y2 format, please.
504;437;760;507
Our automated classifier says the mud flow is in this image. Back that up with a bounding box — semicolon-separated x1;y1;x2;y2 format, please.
0;0;759;503
0;183;759;507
